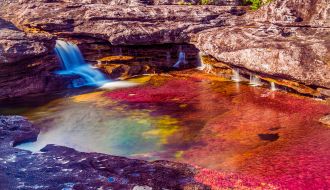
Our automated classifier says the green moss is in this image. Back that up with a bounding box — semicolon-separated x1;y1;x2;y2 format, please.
244;0;272;10
201;0;209;5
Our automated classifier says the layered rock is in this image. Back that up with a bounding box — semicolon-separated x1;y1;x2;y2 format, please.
0;19;70;100
0;19;55;64
1;0;330;97
194;0;330;90
0;115;210;189
0;1;244;45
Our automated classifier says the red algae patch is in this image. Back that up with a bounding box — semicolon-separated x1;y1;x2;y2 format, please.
195;168;278;189
16;74;330;189
105;77;200;103
104;75;330;189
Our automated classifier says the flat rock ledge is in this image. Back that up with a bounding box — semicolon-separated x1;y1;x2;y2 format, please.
0;116;210;190
193;0;330;89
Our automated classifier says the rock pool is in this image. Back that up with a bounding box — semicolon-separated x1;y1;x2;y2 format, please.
1;72;329;189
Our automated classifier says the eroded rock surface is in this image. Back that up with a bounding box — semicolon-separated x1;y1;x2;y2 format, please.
0;116;210;190
0;19;55;64
194;0;330;89
0;19;70;100
1;0;330;97
0;1;243;45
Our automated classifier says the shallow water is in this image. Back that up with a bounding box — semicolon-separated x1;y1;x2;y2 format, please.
1;72;330;189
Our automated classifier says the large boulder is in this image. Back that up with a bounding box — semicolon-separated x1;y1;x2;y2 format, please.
194;0;330;89
0;19;68;100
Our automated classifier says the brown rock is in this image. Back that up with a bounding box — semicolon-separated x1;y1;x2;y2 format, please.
319;114;330;126
194;0;330;89
0;19;55;64
0;1;242;45
0;19;69;100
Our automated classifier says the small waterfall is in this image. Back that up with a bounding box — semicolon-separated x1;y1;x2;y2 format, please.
196;52;205;70
113;46;123;56
55;40;109;88
196;52;213;73
166;51;171;65
249;74;262;86
173;51;187;68
231;69;241;82
271;82;277;91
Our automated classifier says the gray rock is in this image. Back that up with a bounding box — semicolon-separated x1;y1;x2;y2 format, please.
0;116;210;190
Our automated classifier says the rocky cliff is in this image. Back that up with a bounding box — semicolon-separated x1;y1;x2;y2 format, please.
194;0;330;90
1;1;241;45
0;18;69;99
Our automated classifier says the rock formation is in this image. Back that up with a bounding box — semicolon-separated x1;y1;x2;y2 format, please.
0;115;210;189
0;0;329;98
1;1;240;45
0;19;70;100
194;0;330;90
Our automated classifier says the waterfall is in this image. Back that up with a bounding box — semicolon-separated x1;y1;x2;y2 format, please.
197;52;205;70
231;69;241;82
55;40;109;88
166;51;171;65
249;74;262;86
271;82;277;91
173;51;187;68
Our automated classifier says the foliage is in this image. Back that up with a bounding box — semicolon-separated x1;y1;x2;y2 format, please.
244;0;272;10
201;0;212;5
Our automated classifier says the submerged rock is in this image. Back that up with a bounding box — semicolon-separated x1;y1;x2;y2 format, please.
258;133;279;142
319;114;330;126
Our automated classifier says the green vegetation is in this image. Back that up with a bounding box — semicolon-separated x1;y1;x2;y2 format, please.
244;0;272;10
200;0;212;5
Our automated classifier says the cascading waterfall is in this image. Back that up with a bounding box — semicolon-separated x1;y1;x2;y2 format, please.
231;69;241;82
249;74;262;86
271;82;277;91
54;40;109;88
173;51;187;68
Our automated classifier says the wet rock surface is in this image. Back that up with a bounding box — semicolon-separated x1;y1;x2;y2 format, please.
80;43;201;79
0;116;210;190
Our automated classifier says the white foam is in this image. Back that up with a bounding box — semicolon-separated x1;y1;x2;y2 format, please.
99;81;139;90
